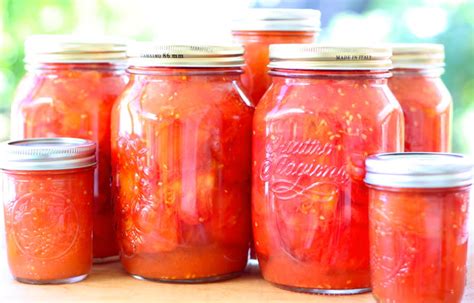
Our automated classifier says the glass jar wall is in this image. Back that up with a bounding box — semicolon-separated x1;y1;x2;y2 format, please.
111;44;253;282
10;36;128;261
252;45;404;294
232;9;320;105
365;153;472;303
0;138;96;284
389;44;452;152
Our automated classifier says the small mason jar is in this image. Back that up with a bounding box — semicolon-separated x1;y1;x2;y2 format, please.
365;153;473;303
232;9;320;105
11;35;128;261
0;138;96;284
252;45;404;294
389;44;452;152
112;44;253;282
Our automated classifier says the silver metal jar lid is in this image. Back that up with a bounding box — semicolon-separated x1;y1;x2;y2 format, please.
365;153;474;188
269;44;392;70
232;9;321;32
391;43;445;69
24;35;127;64
127;44;245;67
0;138;96;171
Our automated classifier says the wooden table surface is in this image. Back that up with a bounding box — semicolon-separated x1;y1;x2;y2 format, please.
0;254;473;303
1;205;474;302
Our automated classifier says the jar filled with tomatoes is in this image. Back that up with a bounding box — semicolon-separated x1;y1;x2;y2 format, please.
389;44;451;152
11;35;128;262
365;153;472;303
252;45;404;294
0;138;96;284
111;44;253;282
232;9;320;105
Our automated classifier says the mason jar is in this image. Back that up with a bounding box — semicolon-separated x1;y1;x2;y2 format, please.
232;9;320;105
365;152;472;303
252;45;404;294
0;138;96;284
11;35;128;261
112;44;253;282
389;44;452;152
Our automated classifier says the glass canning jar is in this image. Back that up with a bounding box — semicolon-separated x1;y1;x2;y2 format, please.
232;9;320;105
11;35;128;261
111;44;253;282
252;45;404;294
389;44;452;152
0;138;96;284
365;152;473;303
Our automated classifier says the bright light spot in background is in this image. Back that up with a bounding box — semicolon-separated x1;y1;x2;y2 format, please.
0;69;13;140
460;108;474;157
422;0;468;5
0;70;13;94
74;0;105;36
322;10;392;43
255;0;282;7
0;114;9;141
102;0;254;42
40;6;65;32
404;7;448;38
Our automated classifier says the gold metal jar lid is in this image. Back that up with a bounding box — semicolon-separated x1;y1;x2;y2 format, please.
24;35;127;64
391;43;445;69
269;44;392;70
232;8;321;32
127;44;245;67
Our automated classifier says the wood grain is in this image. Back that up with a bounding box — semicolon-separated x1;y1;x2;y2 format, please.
0;252;472;303
1;197;473;302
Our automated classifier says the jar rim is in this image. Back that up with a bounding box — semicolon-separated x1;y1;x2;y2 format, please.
364;152;474;188
24;35;128;64
391;43;445;69
127;43;245;68
0;138;97;171
269;44;392;70
231;8;321;32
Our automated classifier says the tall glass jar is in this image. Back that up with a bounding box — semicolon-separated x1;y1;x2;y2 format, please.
389;44;452;152
0;138;96;284
11;35;128;261
232;9;320;105
111;44;253;282
253;45;404;294
365;153;472;303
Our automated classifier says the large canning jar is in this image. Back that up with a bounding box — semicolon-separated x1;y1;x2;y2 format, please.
232;9;320;105
11;36;128;261
389;44;452;152
252;45;404;294
365;153;472;303
0;138;96;284
111;44;253;282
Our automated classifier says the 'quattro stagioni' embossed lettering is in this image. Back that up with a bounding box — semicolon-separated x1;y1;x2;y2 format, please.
260;134;348;200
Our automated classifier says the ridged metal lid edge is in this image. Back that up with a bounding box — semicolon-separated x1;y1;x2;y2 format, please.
364;152;474;188
0;138;97;171
391;43;445;69
24;35;128;64
127;44;245;67
269;44;392;70
232;9;321;31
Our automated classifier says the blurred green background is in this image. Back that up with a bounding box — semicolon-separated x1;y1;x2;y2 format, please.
0;0;473;153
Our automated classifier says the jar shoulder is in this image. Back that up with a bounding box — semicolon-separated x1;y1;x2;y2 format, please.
388;76;452;109
12;71;127;108
114;77;254;119
255;79;402;124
